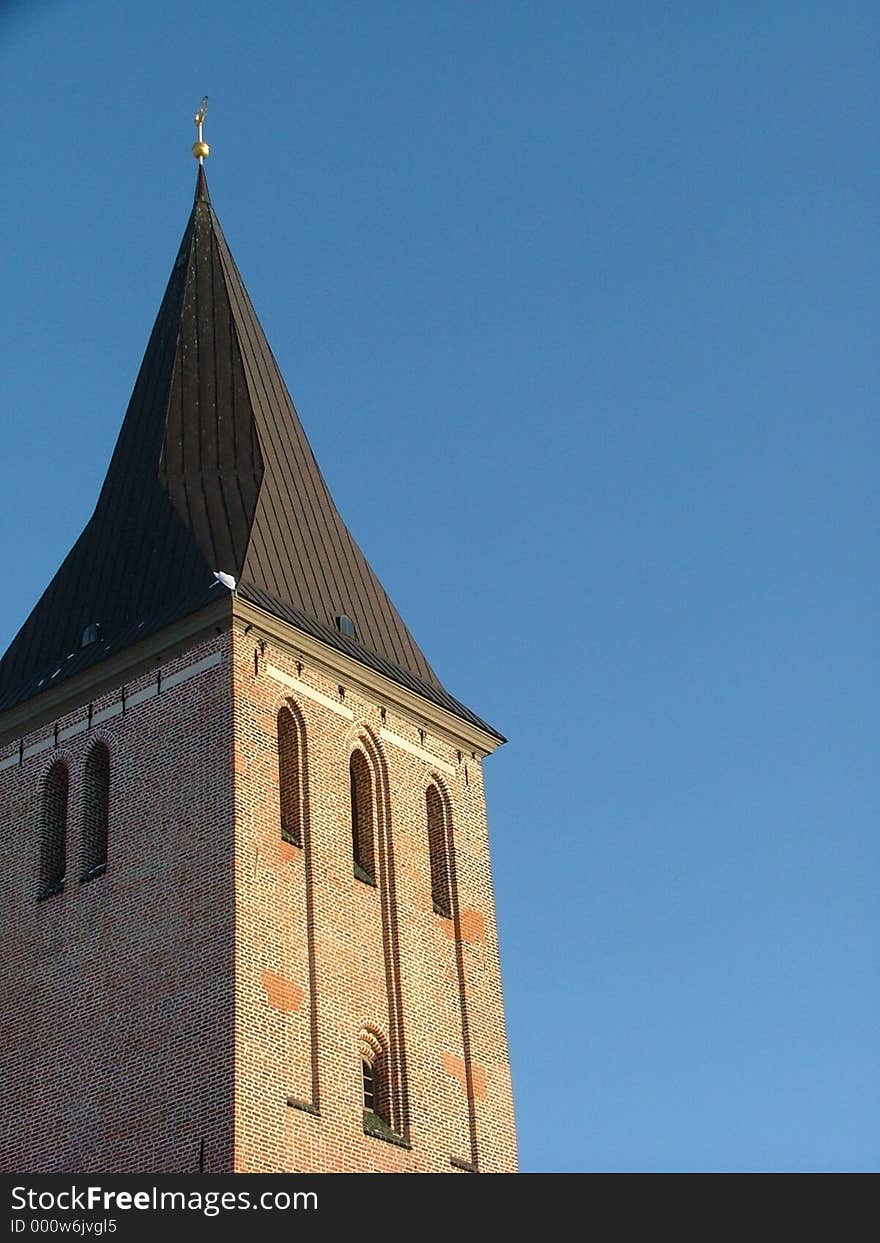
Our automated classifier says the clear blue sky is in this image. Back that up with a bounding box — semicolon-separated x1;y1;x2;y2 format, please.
1;2;876;1172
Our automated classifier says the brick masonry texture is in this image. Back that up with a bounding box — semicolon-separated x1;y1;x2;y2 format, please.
0;634;234;1173
0;619;517;1173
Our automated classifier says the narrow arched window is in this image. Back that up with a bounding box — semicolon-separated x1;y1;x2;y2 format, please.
80;742;110;881
362;1058;378;1114
277;707;303;847
361;1030;393;1134
40;761;68;899
350;750;375;884
426;784;451;917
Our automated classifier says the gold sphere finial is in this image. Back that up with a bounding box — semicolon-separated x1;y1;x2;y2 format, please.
192;96;210;163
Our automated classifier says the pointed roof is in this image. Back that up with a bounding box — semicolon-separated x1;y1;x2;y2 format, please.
0;170;500;739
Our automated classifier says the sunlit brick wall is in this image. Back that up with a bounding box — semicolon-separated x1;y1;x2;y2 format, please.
231;624;517;1173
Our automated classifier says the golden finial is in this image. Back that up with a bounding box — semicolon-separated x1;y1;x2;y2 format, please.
192;96;210;163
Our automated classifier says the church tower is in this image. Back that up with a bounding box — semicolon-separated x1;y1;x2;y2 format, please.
0;123;517;1174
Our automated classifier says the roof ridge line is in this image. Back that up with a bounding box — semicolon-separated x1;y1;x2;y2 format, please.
206;204;265;585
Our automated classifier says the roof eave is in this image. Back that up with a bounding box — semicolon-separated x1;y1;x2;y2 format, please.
0;598;231;749
232;595;506;756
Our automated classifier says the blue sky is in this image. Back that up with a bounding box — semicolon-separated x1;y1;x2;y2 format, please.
1;2;877;1171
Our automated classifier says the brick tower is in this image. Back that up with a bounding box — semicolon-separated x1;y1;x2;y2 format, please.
0;148;516;1173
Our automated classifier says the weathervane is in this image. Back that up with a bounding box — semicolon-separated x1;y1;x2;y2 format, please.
192;97;210;163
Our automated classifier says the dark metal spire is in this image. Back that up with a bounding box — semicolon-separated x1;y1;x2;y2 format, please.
0;167;502;735
194;164;210;204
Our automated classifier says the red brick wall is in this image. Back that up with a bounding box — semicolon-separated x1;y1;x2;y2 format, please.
0;635;235;1173
232;625;517;1172
0;621;517;1173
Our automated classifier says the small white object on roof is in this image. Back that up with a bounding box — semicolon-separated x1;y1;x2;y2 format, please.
212;571;237;591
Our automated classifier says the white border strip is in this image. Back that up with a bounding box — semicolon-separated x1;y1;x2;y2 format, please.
92;701;123;725
127;683;158;708
265;663;354;720
164;650;222;689
379;727;455;775
0;650;224;773
22;736;54;760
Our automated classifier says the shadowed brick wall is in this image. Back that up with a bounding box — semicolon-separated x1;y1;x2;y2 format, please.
0;635;235;1173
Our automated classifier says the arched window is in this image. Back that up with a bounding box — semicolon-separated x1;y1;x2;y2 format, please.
80;622;101;648
426;784;451;917
80;742;110;881
362;1058;379;1114
277;707;303;847
350;750;375;884
361;1029;393;1134
40;761;68;899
